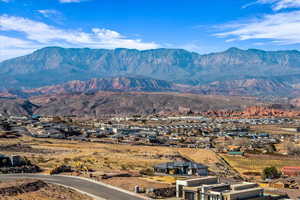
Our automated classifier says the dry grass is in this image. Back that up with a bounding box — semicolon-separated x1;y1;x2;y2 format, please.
221;153;300;177
178;148;220;172
0;137;174;173
0;137;223;197
101;176;170;192
178;148;219;164
0;137;220;174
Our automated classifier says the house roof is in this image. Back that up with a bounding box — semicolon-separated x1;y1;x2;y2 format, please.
154;162;208;170
282;166;300;171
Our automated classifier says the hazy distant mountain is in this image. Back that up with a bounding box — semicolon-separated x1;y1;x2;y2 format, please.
0;47;201;87
199;48;300;80
194;79;296;96
1;47;300;96
20;77;297;97
23;76;175;95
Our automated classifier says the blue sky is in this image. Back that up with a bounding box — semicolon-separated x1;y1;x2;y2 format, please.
1;0;300;61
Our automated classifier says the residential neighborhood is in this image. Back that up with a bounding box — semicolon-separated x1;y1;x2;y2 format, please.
1;113;300;199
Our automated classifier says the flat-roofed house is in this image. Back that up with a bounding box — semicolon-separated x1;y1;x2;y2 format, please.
177;178;265;200
176;176;219;198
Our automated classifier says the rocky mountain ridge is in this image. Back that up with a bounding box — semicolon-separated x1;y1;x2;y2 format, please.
1;91;299;118
1;76;298;98
1;47;300;97
23;77;175;96
0;92;262;117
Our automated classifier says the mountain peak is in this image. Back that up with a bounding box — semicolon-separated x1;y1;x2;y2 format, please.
35;46;63;52
225;47;243;52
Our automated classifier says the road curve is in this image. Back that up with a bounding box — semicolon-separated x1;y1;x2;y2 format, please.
0;174;149;200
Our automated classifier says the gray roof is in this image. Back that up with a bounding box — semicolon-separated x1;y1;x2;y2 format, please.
154;162;208;170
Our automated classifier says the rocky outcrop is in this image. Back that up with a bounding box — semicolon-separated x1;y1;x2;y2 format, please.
0;180;47;196
0;154;41;174
146;187;176;198
204;105;300;118
242;106;300;117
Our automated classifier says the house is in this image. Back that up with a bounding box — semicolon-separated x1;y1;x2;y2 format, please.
177;178;265;200
176;176;219;198
268;179;285;189
227;151;244;156
282;166;300;177
154;162;208;176
227;145;241;152
31;114;41;120
220;187;264;200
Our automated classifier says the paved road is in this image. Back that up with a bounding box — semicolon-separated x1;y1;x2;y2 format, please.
0;174;148;200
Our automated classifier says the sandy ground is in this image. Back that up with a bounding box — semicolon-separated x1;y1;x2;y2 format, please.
101;177;171;192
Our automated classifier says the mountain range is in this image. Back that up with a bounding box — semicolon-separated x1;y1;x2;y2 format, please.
1;46;300;97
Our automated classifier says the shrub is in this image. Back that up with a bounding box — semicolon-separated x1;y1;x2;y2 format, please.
50;165;73;175
63;158;71;164
121;164;128;170
139;168;154;176
73;157;82;162
262;166;281;180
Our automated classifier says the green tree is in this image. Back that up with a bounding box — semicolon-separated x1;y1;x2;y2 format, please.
262;166;281;179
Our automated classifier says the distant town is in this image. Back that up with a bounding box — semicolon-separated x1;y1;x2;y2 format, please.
1;111;300;199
